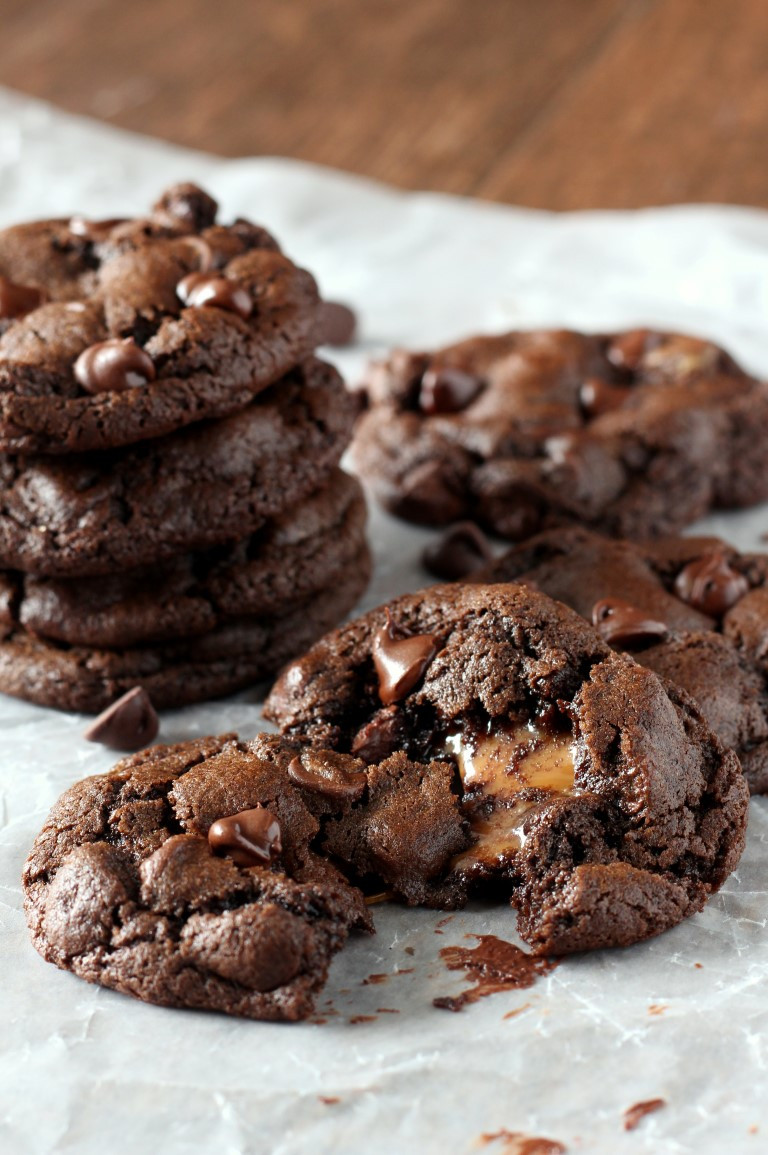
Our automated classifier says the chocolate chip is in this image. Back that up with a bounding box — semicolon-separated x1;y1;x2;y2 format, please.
83;686;159;752
177;272;252;319
153;183;218;231
392;459;464;525
579;378;632;418
674;552;749;616
0;275;45;320
68;217;128;241
317;300;357;347
74;337;156;394
423;521;494;580
287;750;366;801
208;806;282;867
592;599;668;648
418;366;484;415
372;612;439;705
351;705;406;763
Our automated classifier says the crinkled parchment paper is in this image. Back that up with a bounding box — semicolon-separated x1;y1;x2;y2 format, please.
1;87;768;1155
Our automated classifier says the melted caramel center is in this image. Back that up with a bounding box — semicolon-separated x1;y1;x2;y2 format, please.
446;722;576;875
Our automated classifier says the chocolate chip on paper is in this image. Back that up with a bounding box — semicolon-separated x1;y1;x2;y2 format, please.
83;686;159;751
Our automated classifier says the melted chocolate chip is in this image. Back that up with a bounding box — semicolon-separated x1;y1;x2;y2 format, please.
674;552;749;616
423;521;494;580
176;272;252;319
83;686;159;752
418;366;484;415
579;377;632;418
0;275;44;320
623;1098;666;1132
350;705;406;762
592;599;668;648
287;751;366;801
208;806;282;867
317;300;357;347
74;337;156;394
372;613;439;705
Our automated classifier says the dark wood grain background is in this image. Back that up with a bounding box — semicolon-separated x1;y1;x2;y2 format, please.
1;0;766;209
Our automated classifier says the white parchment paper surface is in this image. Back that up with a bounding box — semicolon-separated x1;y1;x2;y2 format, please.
1;88;768;1155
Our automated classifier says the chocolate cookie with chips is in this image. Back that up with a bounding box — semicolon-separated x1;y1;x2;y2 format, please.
474;526;768;793
354;328;768;540
23;734;373;1020
0;183;321;454
265;583;748;955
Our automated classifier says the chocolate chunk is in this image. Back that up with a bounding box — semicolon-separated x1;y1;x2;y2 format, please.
351;705;407;762
287;750;366;801
74;337;156;394
579;378;631;418
68;217;128;241
177;272;252;319
423;521;493;580
317;300;357;347
418;366;484;415
207;805;282;867
372;613;439;705
153;183;218;231
0;275;45;320
592;599;668;648
674;552;749;616
83;686;159;752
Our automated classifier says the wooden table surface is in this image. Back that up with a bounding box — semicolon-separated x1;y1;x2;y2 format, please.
1;0;766;210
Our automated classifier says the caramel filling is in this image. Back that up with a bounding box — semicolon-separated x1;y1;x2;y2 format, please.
445;723;576;874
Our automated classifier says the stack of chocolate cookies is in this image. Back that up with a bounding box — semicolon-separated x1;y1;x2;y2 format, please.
0;183;369;713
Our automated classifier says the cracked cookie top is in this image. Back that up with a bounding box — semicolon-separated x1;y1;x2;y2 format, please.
0;183;320;453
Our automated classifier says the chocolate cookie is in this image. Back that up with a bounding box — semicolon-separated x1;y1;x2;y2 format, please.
265;583;748;954
4;468;366;648
354;329;768;540
0;555;370;713
475;526;768;793
0;183;321;454
0;357;356;576
23;734;372;1020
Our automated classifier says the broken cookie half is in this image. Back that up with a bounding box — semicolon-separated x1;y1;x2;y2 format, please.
266;582;748;956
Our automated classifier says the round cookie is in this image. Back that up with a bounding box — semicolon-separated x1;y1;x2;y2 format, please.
475;526;768;793
355;328;768;540
23;733;372;1020
3;468;366;648
0;553;370;713
265;583;748;955
0;357;356;576
0;183;321;454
